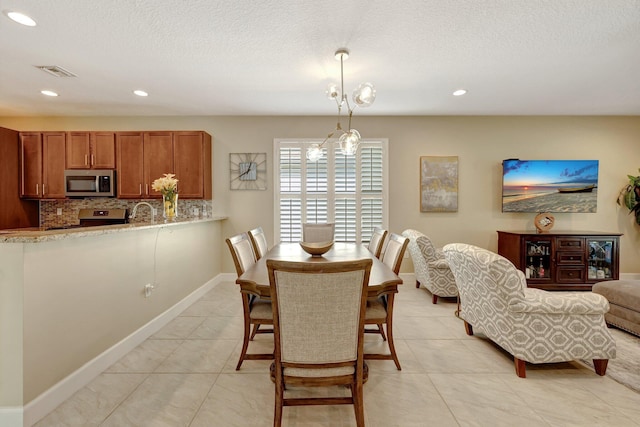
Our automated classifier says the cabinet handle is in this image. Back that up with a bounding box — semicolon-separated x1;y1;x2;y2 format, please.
139;184;142;195
36;184;39;195
145;184;148;195
42;183;46;196
91;154;95;165
85;154;88;166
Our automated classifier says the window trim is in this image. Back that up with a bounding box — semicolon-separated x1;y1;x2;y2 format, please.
273;138;389;244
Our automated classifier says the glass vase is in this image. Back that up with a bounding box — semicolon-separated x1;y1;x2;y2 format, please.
162;193;178;221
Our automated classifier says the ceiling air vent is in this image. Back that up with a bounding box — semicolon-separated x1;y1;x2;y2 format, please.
35;65;77;78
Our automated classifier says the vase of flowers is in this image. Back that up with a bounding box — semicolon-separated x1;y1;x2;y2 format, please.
152;173;179;221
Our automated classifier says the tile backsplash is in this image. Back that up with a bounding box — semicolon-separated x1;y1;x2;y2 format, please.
40;198;213;228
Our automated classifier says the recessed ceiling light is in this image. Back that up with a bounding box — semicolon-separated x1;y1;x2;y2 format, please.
41;90;59;97
453;89;467;96
133;90;148;97
4;10;37;26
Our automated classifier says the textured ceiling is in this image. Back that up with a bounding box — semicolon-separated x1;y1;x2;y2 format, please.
1;0;639;117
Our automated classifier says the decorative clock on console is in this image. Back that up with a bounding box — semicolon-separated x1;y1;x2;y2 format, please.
229;152;267;190
534;212;555;233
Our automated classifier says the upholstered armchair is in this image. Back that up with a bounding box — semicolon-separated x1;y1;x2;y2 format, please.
402;229;458;303
443;243;616;378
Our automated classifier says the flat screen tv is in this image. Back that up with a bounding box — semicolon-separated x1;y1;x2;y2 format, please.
502;159;599;213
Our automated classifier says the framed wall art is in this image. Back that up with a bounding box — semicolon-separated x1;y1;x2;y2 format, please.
420;156;458;212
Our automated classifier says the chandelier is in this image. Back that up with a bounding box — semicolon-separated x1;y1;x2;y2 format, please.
306;48;376;162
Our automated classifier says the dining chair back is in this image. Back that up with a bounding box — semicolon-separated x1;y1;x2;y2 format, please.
302;222;335;243
381;233;409;274
364;232;408;370
366;227;388;259
248;226;269;259
225;232;273;370
267;258;372;427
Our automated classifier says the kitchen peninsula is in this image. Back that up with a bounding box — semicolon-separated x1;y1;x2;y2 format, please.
0;216;226;425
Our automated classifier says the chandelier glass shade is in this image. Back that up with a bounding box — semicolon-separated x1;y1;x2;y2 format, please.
306;48;375;162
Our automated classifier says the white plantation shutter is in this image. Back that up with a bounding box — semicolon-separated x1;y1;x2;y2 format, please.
275;139;388;244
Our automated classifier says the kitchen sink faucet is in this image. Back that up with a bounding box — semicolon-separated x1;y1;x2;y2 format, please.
129;202;156;223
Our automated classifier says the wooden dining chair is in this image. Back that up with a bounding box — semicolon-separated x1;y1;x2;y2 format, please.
267;258;373;427
248;226;269;259
302;222;335;243
364;232;409;370
366;227;388;259
226;232;274;370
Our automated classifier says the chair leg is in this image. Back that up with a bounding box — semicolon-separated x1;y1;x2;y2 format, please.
250;323;260;340
464;321;473;336
416;280;420;288
236;296;252;371
514;357;526;378
377;323;387;341
593;359;609;376
352;380;365;427
386;294;401;370
274;368;284;427
432;294;438;304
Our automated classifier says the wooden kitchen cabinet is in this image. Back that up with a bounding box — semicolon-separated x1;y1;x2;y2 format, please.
66;131;116;169
174;131;212;199
144;132;174;198
116;131;173;199
116;130;211;199
497;230;621;291
0;127;38;228
20;132;66;199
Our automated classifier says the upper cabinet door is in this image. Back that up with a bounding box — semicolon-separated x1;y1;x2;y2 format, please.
91;132;116;169
66;132;91;169
42;132;66;198
116;132;144;198
174;131;212;199
20;132;43;198
143;132;174;198
67;131;116;169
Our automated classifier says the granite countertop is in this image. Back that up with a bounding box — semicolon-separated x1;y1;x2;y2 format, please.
0;215;227;243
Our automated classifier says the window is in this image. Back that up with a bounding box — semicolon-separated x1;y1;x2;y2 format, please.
275;139;388;244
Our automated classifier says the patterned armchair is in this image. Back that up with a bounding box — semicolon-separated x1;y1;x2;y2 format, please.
402;229;458;303
443;243;616;378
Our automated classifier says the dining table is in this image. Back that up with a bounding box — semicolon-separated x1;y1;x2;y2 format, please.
236;242;403;298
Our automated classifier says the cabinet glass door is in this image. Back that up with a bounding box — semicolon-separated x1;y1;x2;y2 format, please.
588;240;614;280
525;239;552;280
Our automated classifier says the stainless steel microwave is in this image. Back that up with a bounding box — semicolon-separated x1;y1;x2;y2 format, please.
64;169;116;197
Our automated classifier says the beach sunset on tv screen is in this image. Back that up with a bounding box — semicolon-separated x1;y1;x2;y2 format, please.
502;159;599;213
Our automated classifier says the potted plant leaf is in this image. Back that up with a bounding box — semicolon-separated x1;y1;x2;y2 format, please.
617;169;640;225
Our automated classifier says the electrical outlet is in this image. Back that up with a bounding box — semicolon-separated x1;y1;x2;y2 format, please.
56;208;63;215
144;283;154;297
192;207;199;216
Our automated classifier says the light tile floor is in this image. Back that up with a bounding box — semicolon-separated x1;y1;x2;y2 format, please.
35;280;640;426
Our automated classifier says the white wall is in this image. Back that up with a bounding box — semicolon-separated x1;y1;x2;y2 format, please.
0;220;223;407
1;115;639;274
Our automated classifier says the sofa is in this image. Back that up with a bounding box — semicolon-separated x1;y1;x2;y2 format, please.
402;229;457;303
592;280;640;337
443;243;616;378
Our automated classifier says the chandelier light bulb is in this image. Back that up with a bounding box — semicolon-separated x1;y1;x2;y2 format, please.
338;129;361;156
326;83;340;100
306;144;323;162
352;82;376;107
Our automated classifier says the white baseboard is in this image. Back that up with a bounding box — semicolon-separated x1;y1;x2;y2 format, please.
0;407;24;427
22;274;227;427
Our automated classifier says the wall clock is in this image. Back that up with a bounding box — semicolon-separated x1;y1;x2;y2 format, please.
229;152;267;190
